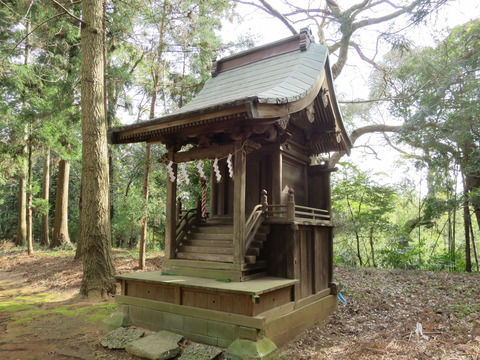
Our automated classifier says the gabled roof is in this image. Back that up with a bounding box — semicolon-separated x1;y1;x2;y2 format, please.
109;28;351;155
176;38;327;112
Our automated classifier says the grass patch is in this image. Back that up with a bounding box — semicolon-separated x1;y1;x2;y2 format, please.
0;302;36;312
8;302;118;326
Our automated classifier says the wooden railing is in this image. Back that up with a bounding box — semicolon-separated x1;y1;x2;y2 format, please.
244;190;268;255
175;196;203;247
175;208;198;245
266;189;331;225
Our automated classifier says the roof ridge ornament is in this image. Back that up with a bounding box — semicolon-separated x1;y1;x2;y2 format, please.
299;27;314;51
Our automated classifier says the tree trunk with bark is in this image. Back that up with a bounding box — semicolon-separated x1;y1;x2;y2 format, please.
17;170;27;247
79;0;116;299
16;13;31;248
139;143;151;270
51;159;71;248
26;134;33;255
74;179;83;259
40;148;50;247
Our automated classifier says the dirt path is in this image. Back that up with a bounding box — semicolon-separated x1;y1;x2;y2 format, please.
1;247;479;359
0;248;161;360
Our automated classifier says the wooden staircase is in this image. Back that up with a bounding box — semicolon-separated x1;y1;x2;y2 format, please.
176;222;270;278
177;223;234;262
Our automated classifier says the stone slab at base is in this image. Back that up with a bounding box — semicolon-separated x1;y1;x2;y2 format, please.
224;338;277;360
125;331;184;360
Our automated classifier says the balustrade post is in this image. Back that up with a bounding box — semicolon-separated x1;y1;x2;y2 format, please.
287;188;295;222
176;197;182;223
261;189;268;212
196;196;202;221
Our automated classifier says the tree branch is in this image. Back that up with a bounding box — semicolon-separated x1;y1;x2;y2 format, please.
1;13;64;63
350;41;381;69
51;0;85;25
257;0;298;35
383;133;408;155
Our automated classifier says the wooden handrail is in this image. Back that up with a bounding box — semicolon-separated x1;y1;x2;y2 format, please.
264;189;331;224
175;208;198;245
244;190;268;257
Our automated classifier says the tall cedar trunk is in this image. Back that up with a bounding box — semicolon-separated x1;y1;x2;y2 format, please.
139;5;167;269
74;178;83;259
17;13;31;248
51;160;71;248
40;148;50;247
27;135;33;255
139;143;151;269
17;171;27;246
79;0;116;298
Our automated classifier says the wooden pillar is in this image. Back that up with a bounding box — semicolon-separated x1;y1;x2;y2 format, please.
272;146;282;204
233;141;246;264
165;147;178;260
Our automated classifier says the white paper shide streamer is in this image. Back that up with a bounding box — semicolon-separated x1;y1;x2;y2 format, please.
179;163;190;185
227;153;233;178
167;161;176;182
213;158;221;182
196;160;205;179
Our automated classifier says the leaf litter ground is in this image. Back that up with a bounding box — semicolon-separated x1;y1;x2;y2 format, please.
0;244;478;359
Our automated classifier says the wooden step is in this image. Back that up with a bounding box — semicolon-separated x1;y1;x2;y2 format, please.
178;245;233;255
193;224;233;234
250;240;264;249
189;232;233;240
257;225;270;234
181;239;233;247
176;252;234;263
242;260;267;271
241;272;267;281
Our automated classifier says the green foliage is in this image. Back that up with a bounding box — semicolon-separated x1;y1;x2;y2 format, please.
333;162;398;266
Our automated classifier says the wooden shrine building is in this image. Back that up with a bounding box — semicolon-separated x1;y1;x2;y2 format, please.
109;28;351;354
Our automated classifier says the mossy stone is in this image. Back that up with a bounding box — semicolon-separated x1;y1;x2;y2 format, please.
100;311;130;332
224;338;277;360
100;327;145;349
125;331;184;360
178;344;223;360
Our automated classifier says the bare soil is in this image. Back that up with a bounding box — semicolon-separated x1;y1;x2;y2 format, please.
0;244;479;360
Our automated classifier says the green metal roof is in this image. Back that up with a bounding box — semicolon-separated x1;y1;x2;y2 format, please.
175;43;328;114
109;30;352;155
